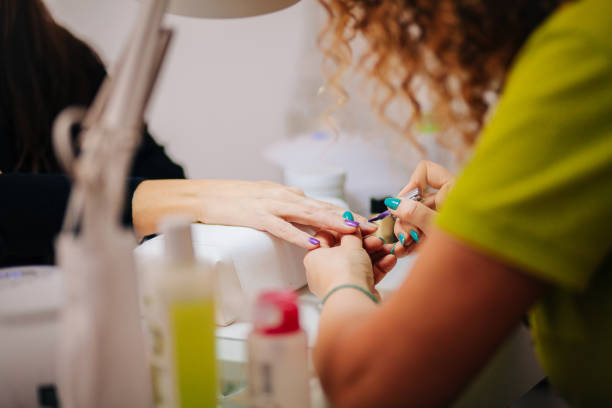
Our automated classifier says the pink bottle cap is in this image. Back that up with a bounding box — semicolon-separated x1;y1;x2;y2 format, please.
253;290;300;335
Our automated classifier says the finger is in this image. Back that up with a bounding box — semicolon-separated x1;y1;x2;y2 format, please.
388;199;436;235
263;217;323;249
398;160;455;196
340;209;378;234
352;213;378;234
363;235;385;253
340;228;363;249
373;255;397;284
390;240;418;258
288;186;305;197
421;194;436;208
271;201;361;234
305;204;378;234
368;247;386;261
375;254;397;274
313;230;338;248
394;221;419;246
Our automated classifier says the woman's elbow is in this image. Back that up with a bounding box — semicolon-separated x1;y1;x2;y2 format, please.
315;345;389;408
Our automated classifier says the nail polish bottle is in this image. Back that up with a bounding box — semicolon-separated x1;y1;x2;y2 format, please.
370;198;397;244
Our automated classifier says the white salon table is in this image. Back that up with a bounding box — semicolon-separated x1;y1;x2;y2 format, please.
215;256;546;407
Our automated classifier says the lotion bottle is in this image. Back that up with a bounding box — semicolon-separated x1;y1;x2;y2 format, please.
247;290;310;408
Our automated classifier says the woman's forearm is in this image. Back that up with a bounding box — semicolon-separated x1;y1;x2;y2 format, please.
316;289;378;364
311;230;544;408
131;179;377;246
314;290;379;402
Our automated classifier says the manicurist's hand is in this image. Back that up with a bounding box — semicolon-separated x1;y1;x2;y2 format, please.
131;179;377;248
303;228;396;299
385;160;455;257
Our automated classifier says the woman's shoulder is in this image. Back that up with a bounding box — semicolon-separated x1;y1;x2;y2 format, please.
528;0;612;54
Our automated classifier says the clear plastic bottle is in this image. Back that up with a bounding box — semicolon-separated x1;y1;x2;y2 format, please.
247;290;311;408
148;215;217;408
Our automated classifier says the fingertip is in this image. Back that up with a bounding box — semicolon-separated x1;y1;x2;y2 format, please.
363;235;384;251
382;254;398;270
308;237;321;248
344;219;360;228
314;230;336;248
361;222;379;233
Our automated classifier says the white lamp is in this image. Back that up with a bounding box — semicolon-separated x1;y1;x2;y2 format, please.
168;0;300;18
52;1;302;408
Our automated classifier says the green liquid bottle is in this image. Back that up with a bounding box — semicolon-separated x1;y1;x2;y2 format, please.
150;215;217;408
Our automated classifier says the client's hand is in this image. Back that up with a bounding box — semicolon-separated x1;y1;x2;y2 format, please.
385;160;455;257
132;179;377;248
304;229;396;299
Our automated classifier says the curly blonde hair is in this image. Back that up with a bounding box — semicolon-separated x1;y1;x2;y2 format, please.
318;0;567;154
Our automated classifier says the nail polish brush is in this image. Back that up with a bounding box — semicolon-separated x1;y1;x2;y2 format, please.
367;188;422;222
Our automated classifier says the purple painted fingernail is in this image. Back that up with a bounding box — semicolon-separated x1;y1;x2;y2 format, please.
309;237;320;246
344;219;359;227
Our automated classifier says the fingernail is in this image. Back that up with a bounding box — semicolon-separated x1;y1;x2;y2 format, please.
398;233;406;246
342;211;354;221
410;230;419;243
309;237;321;246
377;236;385;244
390;245;395;255
384;197;401;210
344;219;359;227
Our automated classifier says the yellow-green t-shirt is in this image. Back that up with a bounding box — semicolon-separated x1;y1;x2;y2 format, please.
436;0;612;406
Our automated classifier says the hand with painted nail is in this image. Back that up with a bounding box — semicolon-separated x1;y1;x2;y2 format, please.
133;179;378;250
384;160;455;257
303;228;396;299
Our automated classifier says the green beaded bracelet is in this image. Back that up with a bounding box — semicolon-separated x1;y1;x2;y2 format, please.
321;284;379;306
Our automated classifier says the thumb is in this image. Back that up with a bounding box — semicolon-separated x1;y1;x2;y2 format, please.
388;198;436;235
340;228;363;249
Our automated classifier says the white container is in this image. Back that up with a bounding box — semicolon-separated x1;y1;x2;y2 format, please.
136;224;308;326
247;291;310;408
284;166;347;205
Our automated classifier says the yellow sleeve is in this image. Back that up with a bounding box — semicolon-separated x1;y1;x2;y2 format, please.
436;26;612;291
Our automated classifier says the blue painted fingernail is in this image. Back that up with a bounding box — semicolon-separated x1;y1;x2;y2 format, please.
309;238;320;246
384;197;401;210
345;219;359;227
398;233;406;246
390;245;395;255
342;211;354;221
377;236;386;244
410;230;419;243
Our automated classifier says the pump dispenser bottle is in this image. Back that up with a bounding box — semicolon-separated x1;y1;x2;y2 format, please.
247;290;310;408
149;215;217;408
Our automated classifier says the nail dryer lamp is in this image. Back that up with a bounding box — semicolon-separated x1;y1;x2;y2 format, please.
49;1;301;408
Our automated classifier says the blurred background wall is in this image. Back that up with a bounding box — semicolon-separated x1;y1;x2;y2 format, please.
43;0;446;214
45;0;311;181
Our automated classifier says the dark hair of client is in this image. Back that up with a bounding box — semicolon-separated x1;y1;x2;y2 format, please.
0;0;106;172
318;0;568;154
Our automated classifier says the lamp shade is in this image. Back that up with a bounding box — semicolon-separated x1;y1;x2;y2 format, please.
167;0;301;19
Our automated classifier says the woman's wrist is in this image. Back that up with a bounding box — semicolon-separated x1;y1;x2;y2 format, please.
321;283;379;306
132;179;201;237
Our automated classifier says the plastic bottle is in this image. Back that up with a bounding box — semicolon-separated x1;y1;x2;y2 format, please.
247;290;311;408
148;215;217;408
